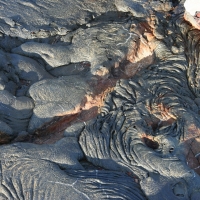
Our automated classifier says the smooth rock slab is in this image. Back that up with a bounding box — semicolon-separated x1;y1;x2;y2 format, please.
9;53;53;84
28;75;90;133
0;90;34;134
49;62;91;77
0;49;53;97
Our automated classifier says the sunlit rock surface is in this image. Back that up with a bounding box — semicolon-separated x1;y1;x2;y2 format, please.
184;0;200;29
0;0;200;199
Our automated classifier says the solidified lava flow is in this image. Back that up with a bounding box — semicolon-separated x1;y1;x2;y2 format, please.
0;0;200;199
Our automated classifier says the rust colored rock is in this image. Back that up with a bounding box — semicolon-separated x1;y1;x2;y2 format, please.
126;37;154;75
195;11;200;18
184;12;200;30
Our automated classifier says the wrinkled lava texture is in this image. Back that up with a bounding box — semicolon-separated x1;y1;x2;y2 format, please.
0;0;200;199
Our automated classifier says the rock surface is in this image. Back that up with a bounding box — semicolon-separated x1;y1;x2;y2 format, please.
28;75;90;132
0;0;200;199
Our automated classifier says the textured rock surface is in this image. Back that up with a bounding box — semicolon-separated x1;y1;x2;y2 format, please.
0;120;14;143
0;90;34;134
12;21;153;73
0;138;146;199
28;75;90;133
0;0;200;199
0;0;116;38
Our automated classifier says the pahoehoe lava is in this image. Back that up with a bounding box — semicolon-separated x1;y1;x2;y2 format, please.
0;0;199;199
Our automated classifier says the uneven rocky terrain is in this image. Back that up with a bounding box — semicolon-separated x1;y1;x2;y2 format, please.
0;0;200;199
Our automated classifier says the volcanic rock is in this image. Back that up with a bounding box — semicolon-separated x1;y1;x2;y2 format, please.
0;0;199;200
0;90;34;134
28;75;90;133
0;120;14;143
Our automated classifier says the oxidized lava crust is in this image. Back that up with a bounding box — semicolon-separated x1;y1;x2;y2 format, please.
0;0;200;199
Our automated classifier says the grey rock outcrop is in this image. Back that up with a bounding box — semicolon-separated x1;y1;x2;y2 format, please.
0;0;116;39
78;11;200;198
9;53;53;84
12;21;152;74
28;75;90;133
11;19;153;133
0;90;34;134
0;137;146;199
0;0;199;199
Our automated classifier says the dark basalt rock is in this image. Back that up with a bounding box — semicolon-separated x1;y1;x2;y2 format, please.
28;75;90;133
79;3;200;198
0;120;14;143
11;21;153;73
140;173;190;200
12;18;154;134
0;0;199;199
0;0;117;39
0;90;34;134
0;137;146;199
